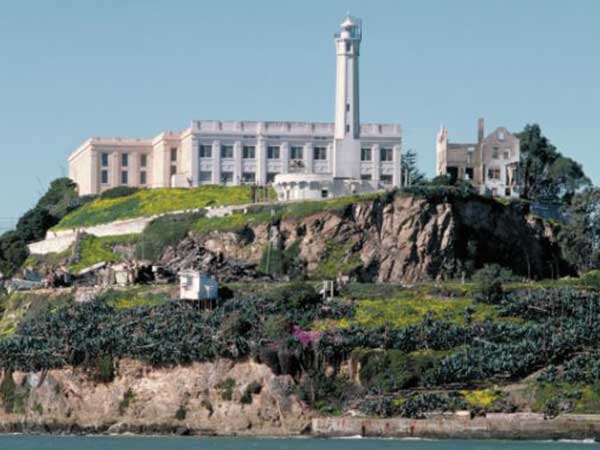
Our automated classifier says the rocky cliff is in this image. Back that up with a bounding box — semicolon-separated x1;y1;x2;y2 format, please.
164;193;567;283
0;359;310;435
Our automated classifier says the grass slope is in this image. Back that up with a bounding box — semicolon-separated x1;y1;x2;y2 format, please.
55;186;254;229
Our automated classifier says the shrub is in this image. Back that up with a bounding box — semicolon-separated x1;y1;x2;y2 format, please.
175;404;187;421
95;354;115;383
118;388;135;415
581;270;600;290
267;282;321;311
240;382;262;404
135;213;201;261
472;264;515;304
218;378;236;401
101;186;140;200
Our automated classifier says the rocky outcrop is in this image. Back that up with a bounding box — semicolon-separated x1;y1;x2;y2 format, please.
166;194;568;283
0;359;311;436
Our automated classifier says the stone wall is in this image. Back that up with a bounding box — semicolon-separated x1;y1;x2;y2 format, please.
312;414;600;440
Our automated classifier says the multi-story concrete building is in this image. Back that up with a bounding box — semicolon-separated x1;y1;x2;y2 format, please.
68;15;402;197
436;118;520;198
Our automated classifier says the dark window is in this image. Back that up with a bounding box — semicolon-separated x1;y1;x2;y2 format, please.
345;41;351;52
242;146;255;159
170;148;178;162
170;165;177;176
221;145;234;158
380;148;393;162
381;174;393;185
140;171;147;185
121;153;128;167
101;170;109;184
361;148;372;161
221;171;233;185
360;174;372;181
267;146;280;159
346;103;350;112
465;167;474;180
290;146;303;160
321;189;329;198
346;124;350;133
492;147;499;159
313;147;327;160
242;172;256;183
446;167;459;182
121;170;128;185
140;154;147;168
101;153;109;167
199;171;212;183
267;172;277;183
199;145;212;158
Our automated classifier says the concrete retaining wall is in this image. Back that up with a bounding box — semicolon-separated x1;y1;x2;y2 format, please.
312;414;600;440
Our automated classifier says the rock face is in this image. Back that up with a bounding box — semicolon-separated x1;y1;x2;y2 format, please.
167;194;567;283
0;359;310;436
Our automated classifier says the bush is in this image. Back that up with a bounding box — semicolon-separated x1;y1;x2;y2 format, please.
100;186;140;199
267;282;321;311
95;354;115;383
118;388;135;415
175;404;187;421
240;382;262;404
472;264;515;304
581;270;600;290
218;378;236;401
135;213;201;261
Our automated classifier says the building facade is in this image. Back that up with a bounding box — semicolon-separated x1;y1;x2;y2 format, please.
68;15;402;197
436;118;520;198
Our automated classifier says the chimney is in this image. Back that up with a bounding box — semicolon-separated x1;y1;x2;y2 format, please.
477;118;485;144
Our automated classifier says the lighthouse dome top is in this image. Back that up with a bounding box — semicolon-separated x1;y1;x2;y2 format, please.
338;14;362;40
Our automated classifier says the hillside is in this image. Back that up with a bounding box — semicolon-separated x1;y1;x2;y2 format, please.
1;277;600;434
54;185;258;229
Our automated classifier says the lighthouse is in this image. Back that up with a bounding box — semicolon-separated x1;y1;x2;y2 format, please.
333;14;362;179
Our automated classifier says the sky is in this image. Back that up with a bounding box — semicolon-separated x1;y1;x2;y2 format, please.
0;0;599;230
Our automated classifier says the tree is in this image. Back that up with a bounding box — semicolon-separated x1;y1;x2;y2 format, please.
0;178;86;276
401;149;426;186
559;188;600;274
517;124;590;202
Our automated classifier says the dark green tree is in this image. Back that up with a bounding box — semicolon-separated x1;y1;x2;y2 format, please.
517;124;590;202
559;188;600;274
401;149;426;186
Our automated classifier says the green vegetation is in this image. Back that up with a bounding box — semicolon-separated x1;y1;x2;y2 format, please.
135;213;202;261
313;241;362;279
218;378;236;401
56;185;254;229
97;287;171;309
118;388;135;415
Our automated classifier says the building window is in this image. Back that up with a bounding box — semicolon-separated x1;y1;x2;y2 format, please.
361;148;372;161
345;124;350;133
140;171;147;185
199;145;212;158
380;148;393;162
487;167;501;180
170;147;178;162
290;146;303;160
242;172;256;184
381;174;393;185
345;41;351;52
221;145;234;159
140;154;147;168
313;147;327;160
101;153;109;167
170;165;177;177
465;168;474;180
503;150;510;160
492;147;499;159
221;171;233;185
121;171;128;185
267;172;277;183
361;174;372;181
242;145;255;159
267;146;280;159
346;103;350;112
101;170;109;184
199;171;212;184
121;153;128;167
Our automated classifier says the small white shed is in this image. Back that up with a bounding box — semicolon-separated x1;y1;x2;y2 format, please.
179;271;219;301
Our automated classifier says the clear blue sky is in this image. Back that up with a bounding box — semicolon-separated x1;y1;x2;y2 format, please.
1;0;599;230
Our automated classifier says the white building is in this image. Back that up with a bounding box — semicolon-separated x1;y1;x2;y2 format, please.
179;271;219;301
68;15;402;198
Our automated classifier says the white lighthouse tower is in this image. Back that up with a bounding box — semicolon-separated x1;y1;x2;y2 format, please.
333;14;362;179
